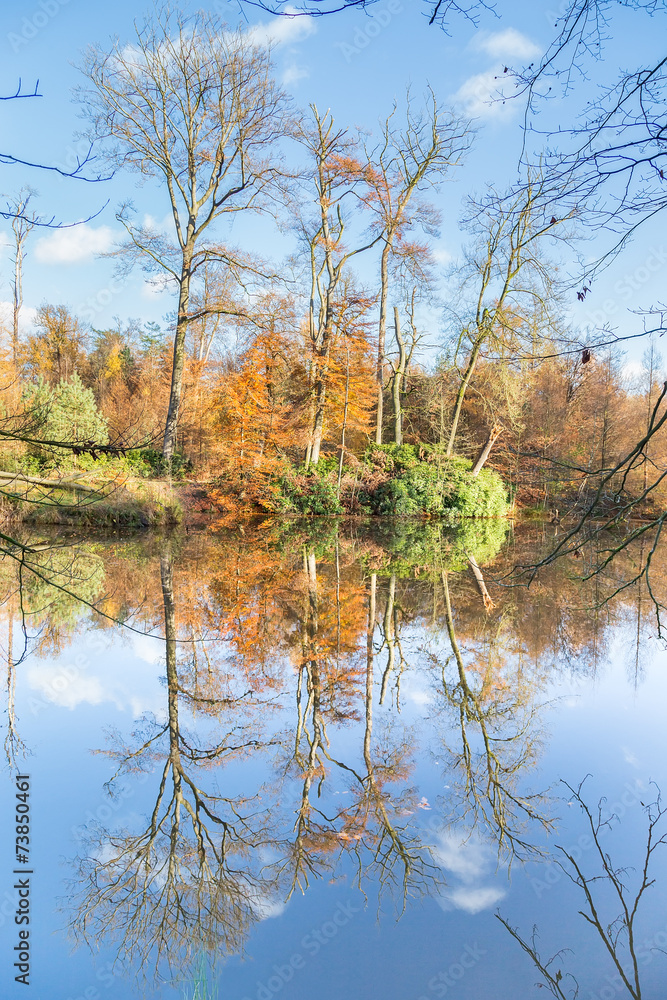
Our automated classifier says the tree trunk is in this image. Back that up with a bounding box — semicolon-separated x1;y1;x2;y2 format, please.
391;306;406;446
471;424;502;476
12;237;23;368
162;246;194;464
375;242;391;444
310;378;326;465
337;337;351;497
446;333;484;458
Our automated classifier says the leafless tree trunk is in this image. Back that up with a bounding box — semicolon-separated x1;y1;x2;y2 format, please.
471;423;502;476
8;189;38;367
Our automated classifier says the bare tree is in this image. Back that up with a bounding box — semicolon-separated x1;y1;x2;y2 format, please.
77;6;290;464
294;105;378;467
239;0;495;29
5;188;38;365
364;90;471;443
445;171;574;459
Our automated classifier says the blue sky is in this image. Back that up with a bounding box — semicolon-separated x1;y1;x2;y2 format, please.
0;0;664;370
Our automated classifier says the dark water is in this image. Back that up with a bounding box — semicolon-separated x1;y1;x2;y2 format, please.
1;518;666;999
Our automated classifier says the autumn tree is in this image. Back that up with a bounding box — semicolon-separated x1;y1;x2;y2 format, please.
22;304;88;385
78;6;290;464
294;105;379;467
363;89;471;443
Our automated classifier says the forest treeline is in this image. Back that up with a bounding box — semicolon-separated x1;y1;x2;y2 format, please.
0;293;664;518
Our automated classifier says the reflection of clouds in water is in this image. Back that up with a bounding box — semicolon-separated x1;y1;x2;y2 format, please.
622;746;640;768
131;632;165;665
248;891;287;921
432;832;489;881
400;672;434;707
26;639;166;716
431;831;506;914
436;885;506;915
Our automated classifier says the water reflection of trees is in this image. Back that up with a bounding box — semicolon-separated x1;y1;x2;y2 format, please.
498;780;667;999
70;546;284;980
1;520;665;986
431;569;552;857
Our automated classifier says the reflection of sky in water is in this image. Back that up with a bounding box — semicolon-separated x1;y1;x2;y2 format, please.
2;551;667;1000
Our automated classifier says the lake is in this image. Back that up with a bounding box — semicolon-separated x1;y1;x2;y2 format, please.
2;518;667;999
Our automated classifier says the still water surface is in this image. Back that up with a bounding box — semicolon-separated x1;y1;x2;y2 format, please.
2;519;667;999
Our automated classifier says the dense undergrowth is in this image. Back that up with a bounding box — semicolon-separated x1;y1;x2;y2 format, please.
213;443;510;520
0;442;508;527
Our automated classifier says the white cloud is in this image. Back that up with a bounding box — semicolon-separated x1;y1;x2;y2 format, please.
27;649;166;716
432;832;490;882
455;28;540;119
282;62;310;86
249;890;288;920
472;28;540;62
0;301;38;330
141;279;172;300
247;8;317;47
142;212;174;234
432;831;506;912
34;224;116;264
454;69;517;118
131;632;166;665
622;746;640;768
437;885;506;914
432;247;453;267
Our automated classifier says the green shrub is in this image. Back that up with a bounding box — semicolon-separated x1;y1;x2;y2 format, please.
128;448;194;479
22;374;109;469
371;452;507;519
278;469;344;516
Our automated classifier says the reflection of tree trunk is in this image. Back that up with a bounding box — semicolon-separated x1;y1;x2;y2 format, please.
467;555;495;610
380;574;396;704
364;574;376;764
160;554;181;770
291;549;327;894
4;612;23;767
634;535;646;686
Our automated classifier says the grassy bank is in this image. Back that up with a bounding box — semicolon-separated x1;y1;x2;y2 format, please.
0;475;184;528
